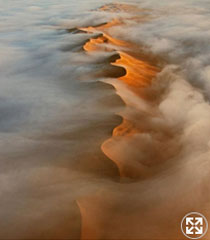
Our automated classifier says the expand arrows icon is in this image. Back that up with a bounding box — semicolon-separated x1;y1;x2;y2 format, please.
181;212;208;239
185;217;203;235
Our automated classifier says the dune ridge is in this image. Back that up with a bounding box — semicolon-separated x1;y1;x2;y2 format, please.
67;3;210;239
61;3;210;240
69;4;166;239
78;10;160;178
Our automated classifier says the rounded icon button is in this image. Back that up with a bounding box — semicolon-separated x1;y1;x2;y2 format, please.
181;212;208;239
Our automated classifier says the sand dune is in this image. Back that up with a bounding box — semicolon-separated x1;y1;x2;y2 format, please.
66;4;210;239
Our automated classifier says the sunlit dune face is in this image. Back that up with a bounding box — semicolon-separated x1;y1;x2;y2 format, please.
80;19;160;181
83;35;109;52
59;2;210;240
112;119;138;137
105;33;128;47
83;34;128;52
81;15;160;180
81;23;158;88
79;2;160;185
76;4;166;238
73;3;198;239
80;19;122;32
112;52;159;88
81;20;128;52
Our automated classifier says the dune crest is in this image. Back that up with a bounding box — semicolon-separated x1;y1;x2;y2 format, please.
68;3;210;240
73;4;170;239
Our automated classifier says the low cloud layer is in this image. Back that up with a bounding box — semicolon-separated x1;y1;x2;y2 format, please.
1;0;210;239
